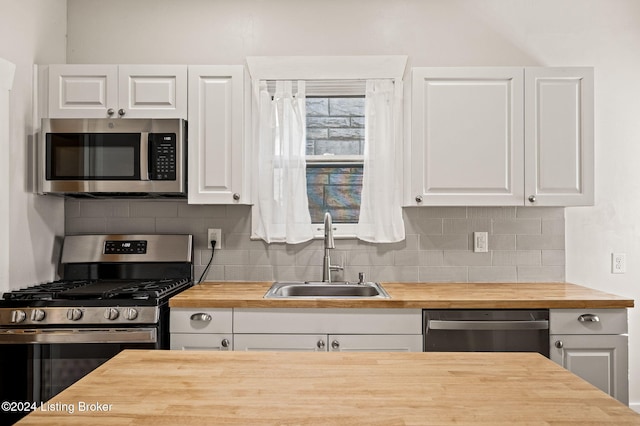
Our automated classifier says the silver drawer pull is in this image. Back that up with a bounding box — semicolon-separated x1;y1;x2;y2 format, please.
190;313;212;322
578;314;600;323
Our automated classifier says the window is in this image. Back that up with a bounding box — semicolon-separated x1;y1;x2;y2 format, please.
247;55;408;242
305;96;365;227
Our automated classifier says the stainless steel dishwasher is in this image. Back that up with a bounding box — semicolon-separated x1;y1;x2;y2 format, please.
423;310;550;357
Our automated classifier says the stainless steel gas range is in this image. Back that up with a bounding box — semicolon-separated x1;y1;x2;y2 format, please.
0;234;193;424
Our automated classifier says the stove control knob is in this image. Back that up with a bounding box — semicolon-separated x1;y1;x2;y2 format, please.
104;308;120;321
66;308;83;321
30;309;46;322
10;310;26;324
124;308;138;321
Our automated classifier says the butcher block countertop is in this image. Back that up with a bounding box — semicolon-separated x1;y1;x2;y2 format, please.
19;350;640;425
169;281;634;309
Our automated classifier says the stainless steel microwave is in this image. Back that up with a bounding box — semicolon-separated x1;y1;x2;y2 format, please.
39;118;187;197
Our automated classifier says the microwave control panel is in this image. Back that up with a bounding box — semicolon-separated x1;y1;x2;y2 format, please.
148;134;177;180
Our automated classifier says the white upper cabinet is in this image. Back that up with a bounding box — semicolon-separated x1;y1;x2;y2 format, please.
410;67;525;206
408;67;594;206
524;68;594;206
45;64;187;119
187;65;250;204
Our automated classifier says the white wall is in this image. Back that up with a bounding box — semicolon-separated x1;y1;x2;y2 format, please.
66;0;640;408
0;0;67;292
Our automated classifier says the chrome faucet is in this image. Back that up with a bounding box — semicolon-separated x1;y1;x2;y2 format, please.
322;212;342;283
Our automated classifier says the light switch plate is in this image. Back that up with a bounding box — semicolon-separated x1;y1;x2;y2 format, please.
473;232;488;253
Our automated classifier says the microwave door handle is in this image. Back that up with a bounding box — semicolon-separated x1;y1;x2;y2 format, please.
140;132;150;181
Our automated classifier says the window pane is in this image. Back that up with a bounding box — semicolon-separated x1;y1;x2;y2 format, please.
306;97;364;156
306;164;362;224
305;96;365;224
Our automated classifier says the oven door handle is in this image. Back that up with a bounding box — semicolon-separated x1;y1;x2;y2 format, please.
0;328;157;344
428;320;549;331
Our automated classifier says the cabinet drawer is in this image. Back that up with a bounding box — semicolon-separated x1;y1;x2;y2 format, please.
233;308;422;334
170;333;232;351
170;308;232;333
550;309;627;335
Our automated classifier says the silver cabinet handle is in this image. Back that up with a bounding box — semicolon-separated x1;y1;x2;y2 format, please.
331;340;340;350
107;108;115;116
555;340;564;349
316;340;325;350
578;314;600;323
221;338;230;348
415;195;423;203
528;195;536;203
118;108;126;116
190;313;212;322
428;319;549;331
233;193;241;201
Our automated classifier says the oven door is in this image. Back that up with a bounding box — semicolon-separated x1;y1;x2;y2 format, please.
0;328;157;424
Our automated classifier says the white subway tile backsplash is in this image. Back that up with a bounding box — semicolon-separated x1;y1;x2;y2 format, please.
420;234;468;250
468;207;516;219
64;200;566;283
516;234;565;250
468;266;518;282
419;266;468;282
443;218;491;234
492;250;541;266
542;218;565;235
443;251;492;266
542;250;566;266
517;266;564;282
371;265;419;282
106;218;155;234
131;201;178;217
492;219;541;235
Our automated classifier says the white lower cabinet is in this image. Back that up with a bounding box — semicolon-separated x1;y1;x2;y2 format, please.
170;308;233;351
549;309;628;404
233;308;423;353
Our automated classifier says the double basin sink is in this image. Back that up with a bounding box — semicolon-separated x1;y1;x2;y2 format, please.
264;281;390;299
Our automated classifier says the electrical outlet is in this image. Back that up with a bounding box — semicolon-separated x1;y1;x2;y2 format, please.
473;232;488;253
207;229;222;250
611;253;626;274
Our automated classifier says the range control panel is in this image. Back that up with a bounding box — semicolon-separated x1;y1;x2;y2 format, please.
104;240;148;255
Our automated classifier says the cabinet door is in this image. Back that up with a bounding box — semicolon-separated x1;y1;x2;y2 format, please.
188;65;248;204
48;64;118;118
410;67;524;206
118;65;187;119
328;334;423;352
170;333;232;351
550;334;628;404
233;334;327;352
525;68;594;206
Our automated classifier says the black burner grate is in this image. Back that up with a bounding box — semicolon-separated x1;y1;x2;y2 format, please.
2;278;192;302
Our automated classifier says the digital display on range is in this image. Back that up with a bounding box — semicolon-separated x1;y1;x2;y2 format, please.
104;240;147;254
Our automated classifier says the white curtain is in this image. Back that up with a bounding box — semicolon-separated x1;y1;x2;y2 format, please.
251;80;314;244
356;79;405;243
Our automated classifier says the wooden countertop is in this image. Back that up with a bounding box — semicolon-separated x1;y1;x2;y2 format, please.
169;281;634;309
18;350;640;425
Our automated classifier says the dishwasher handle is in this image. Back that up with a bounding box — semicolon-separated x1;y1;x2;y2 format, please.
428;319;549;331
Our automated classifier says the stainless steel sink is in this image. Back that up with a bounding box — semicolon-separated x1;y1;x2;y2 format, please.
264;281;390;299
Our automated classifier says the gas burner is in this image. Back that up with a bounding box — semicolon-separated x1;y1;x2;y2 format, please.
2;280;91;301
